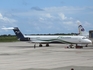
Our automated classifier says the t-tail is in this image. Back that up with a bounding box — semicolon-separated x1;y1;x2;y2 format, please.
13;27;30;41
78;24;85;35
78;24;89;38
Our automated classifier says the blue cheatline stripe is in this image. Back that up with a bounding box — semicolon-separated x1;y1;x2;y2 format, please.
37;38;73;44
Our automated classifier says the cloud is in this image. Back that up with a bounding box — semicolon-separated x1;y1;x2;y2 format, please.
58;13;67;20
0;13;17;33
0;13;16;23
22;0;28;6
44;6;85;14
0;6;93;34
76;20;81;25
45;13;53;18
31;7;44;11
12;6;91;17
61;1;65;4
63;21;73;25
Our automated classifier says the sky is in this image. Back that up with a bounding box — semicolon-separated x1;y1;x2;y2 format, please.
0;0;93;35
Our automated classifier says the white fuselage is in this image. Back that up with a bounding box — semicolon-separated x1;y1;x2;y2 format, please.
24;35;92;44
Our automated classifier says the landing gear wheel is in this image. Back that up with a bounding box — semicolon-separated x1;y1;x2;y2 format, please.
46;44;49;47
39;44;42;47
85;44;88;47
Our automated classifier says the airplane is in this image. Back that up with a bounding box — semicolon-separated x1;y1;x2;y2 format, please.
2;27;92;48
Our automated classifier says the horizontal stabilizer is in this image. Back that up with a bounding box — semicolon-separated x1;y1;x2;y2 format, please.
2;27;15;30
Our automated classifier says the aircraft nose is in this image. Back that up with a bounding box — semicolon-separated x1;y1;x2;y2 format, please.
87;40;92;44
83;39;92;44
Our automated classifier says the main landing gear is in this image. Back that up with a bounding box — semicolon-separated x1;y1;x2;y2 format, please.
39;44;42;47
34;43;50;48
46;43;49;47
39;43;49;47
85;44;88;47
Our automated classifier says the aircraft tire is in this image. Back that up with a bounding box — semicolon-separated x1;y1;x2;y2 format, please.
46;44;49;47
39;44;42;47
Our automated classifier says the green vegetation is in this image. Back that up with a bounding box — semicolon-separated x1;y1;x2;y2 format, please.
0;35;18;42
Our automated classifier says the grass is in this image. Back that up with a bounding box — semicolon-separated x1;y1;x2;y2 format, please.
0;36;18;42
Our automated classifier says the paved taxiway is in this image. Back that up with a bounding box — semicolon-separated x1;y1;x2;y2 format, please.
0;42;93;70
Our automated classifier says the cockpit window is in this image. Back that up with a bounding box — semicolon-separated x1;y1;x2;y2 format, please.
82;37;87;39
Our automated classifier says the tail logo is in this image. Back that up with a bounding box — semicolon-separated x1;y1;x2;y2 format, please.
15;31;20;34
81;28;84;31
78;25;85;31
